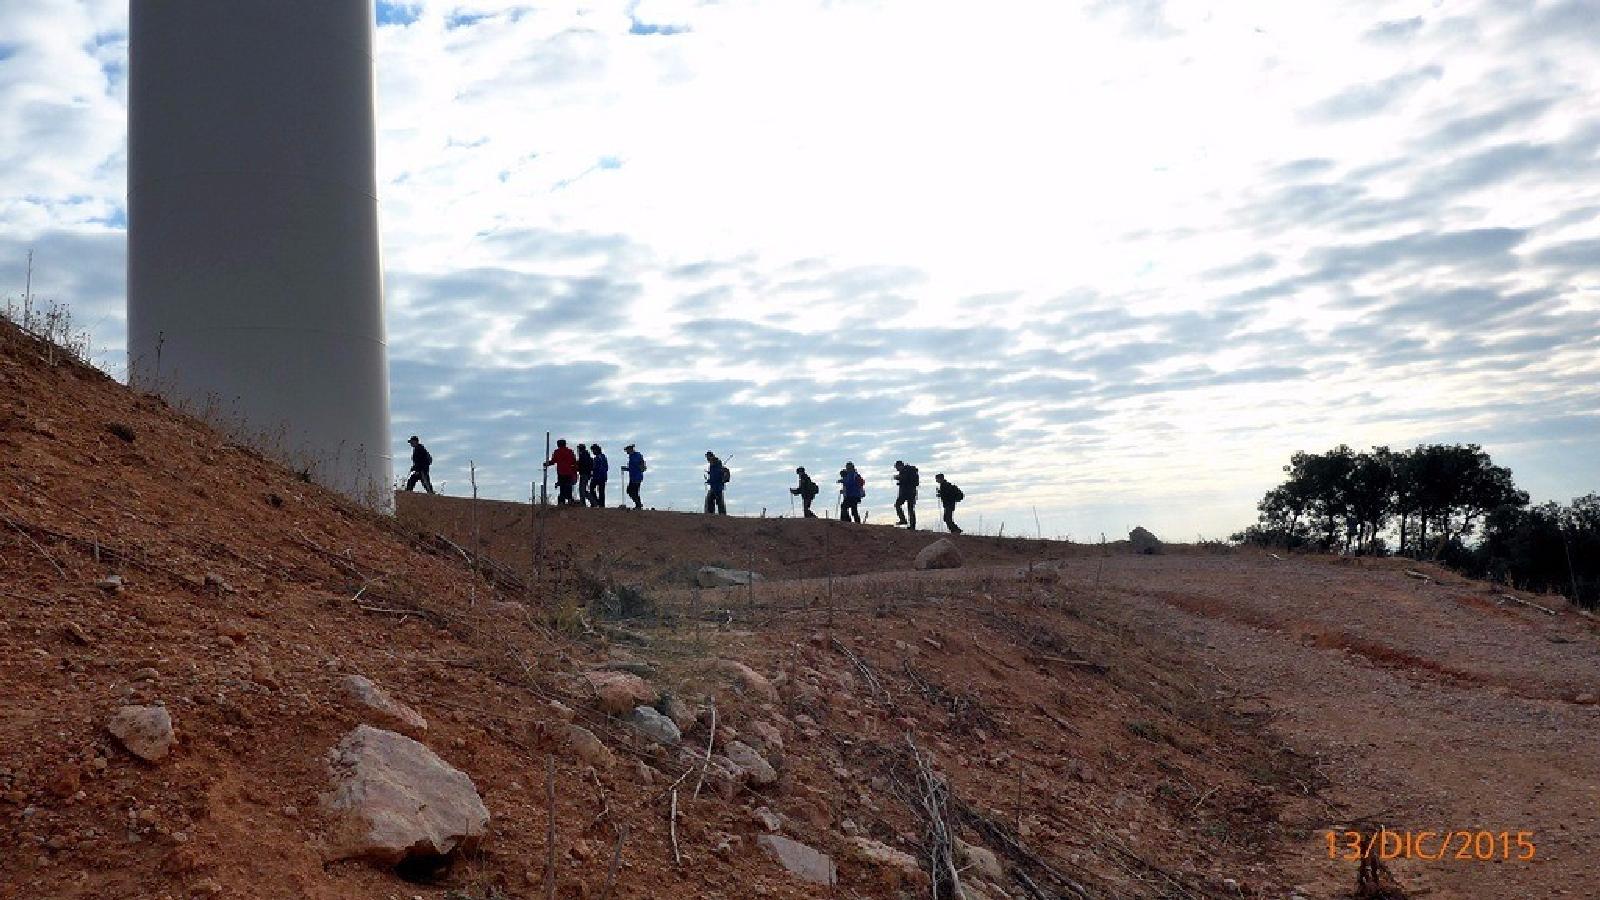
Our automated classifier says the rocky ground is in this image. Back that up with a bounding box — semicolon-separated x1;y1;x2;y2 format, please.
3;316;1594;900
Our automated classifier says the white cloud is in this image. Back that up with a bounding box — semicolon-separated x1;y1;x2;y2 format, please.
2;0;1598;540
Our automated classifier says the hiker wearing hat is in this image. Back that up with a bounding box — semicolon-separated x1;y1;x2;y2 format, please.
893;460;920;529
790;467;819;517
622;444;647;509
838;462;865;523
543;438;579;506
589;444;609;508
404;435;434;494
704;451;729;515
935;473;964;534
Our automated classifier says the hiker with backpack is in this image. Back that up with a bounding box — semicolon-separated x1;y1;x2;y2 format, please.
543;438;579;506
622;444;646;509
404;435;434;494
576;443;595;507
893;460;920;529
589;444;609;508
935;473;964;534
838;462;865;523
791;467;820;517
704;451;730;515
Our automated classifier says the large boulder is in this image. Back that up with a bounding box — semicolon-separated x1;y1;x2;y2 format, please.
322;725;489;866
340;674;428;731
913;538;964;570
1128;527;1163;554
107;705;175;762
757;834;837;886
582;670;657;716
697;566;765;588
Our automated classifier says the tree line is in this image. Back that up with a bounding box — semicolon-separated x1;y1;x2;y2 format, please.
1233;443;1598;607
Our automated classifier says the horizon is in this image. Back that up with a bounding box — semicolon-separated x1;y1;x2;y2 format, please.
2;0;1597;539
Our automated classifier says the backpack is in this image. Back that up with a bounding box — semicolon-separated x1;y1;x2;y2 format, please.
637;454;647;472
904;465;920;488
948;483;964;503
720;464;731;484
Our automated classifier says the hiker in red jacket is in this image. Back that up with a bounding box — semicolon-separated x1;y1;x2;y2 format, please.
543;439;580;506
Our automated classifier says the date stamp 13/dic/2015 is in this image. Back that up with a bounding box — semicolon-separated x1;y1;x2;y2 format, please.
1324;829;1537;862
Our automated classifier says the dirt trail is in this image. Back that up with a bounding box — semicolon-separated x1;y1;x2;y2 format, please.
1061;553;1600;899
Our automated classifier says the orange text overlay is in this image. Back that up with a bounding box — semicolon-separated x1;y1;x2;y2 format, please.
1324;830;1536;862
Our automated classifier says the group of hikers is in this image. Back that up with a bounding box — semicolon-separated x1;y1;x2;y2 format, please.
403;436;966;533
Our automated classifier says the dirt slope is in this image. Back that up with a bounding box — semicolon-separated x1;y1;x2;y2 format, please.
6;314;1590;900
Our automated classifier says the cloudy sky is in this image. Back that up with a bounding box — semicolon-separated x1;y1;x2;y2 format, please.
3;0;1598;540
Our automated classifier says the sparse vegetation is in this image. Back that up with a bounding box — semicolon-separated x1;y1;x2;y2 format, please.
1237;443;1598;606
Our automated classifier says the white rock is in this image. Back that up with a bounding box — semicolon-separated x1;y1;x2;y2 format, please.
629;705;681;746
913;539;964;570
757;834;836;886
696;566;765;588
321;725;489;866
107;705;174;762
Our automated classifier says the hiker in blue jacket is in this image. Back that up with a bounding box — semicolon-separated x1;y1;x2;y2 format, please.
704;451;729;515
623;444;646;509
589;444;609;508
838;461;865;523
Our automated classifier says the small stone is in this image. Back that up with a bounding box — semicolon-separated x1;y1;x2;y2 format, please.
752;806;782;832
97;575;125;593
64;622;93;646
748;720;783;752
717;660;779;703
844;836;921;886
956;840;1003;882
1573;693;1598;705
340;674;428;731
629;706;682;746
546;699;575;721
203;573;234;592
913;539;963;571
582;670;657;716
696;566;765;588
657;694;696;732
131;667;160;682
725;741;777;786
563;725;615;769
107;705;175;762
